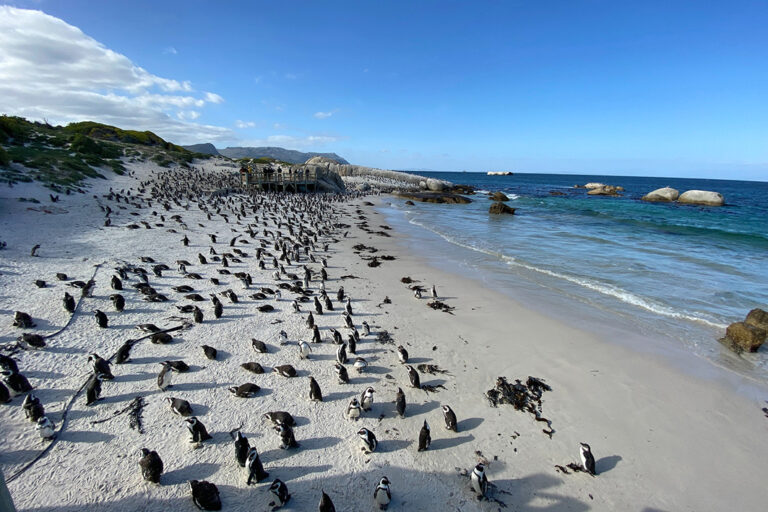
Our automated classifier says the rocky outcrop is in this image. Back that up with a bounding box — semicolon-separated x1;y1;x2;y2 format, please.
642;187;679;202
489;191;509;201
302;158;452;193
745;308;768;332
678;190;724;206
587;185;623;196
394;192;472;204
720;308;768;352
489;201;516;214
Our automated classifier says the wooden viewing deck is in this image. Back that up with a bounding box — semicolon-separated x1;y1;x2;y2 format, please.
239;167;319;193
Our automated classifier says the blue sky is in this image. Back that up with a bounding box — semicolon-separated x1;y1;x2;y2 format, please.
1;1;767;180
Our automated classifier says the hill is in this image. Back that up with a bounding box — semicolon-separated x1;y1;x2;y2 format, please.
218;146;349;164
181;143;220;156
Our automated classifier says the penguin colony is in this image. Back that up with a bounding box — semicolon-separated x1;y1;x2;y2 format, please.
0;162;598;510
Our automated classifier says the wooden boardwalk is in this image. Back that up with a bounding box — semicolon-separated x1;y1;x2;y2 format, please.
239;167;319;192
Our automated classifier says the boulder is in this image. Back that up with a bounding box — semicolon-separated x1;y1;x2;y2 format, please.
426;178;447;192
395;192;472;204
678;190;724;206
489;201;516;214
745;308;768;332
584;182;606;189
488;191;509;201
404;200;415;206
549;190;566;196
720;321;767;352
642;187;679;202
587;185;621;196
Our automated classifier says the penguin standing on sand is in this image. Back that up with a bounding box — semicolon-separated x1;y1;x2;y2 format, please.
23;393;45;422
63;292;76;313
417;420;431;451
306;311;315;329
186;417;212;444
246;447;269;484
471;463;488;499
580;442;596;475
312;325;322;344
0;382;10;404
94;310;108;328
319;491;336;512
298;340;311;359
3;369;32;397
166;397;193;416
334;363;349;384
268;479;291;508
85;373;106;405
278;423;299;449
309;376;323;402
345;398;362;421
362;321;370;336
234;431;249;467
406;365;420;389
35;416;55;440
189;480;221;511
397;345;409;364
442;405;457;432
336;343;347;365
110;293;125;312
431;285;438;299
157;362;173;390
373;477;391;510
115;340;134;364
139;448;164;483
360;387;375;412
357;427;377;453
395;388;406;418
89;353;114;380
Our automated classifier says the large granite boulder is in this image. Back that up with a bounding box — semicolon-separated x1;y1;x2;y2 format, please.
426;178;448;192
584;182;606;189
720;321;766;352
489;191;509;201
642;187;679;202
489;201;516;214
587;185;622;196
745;308;768;332
678;190;724;206
395;192;472;204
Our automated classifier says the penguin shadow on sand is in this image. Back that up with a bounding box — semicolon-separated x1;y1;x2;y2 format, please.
596;454;622;473
322;390;357;402
162;461;220;486
307;352;335;361
405;400;440;417
126;355;173;365
487;472;590;512
115;370;155;383
429;433;475;451
23;369;66;380
59;430;115;444
457;416;484;432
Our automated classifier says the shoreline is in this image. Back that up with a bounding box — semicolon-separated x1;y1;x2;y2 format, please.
0;164;766;511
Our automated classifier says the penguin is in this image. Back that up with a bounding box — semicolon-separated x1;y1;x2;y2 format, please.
309;376;323;402
85;373;105;405
306;311;315;329
442;405;458;432
228;383;261;398
186;417;212;444
157;362;173;391
63;292;76;313
330;328;342;345
115;340;134;364
396;345;409;364
214;301;223;319
292;300;300;313
336;287;345;302
360;387;375;412
319;490;336;512
35;416;55;440
268;479;291;508
346;398;362;421
279;330;289;345
298;340;311;359
394;387;406;418
166;397;193;416
35;279;46;288
334;363;349;384
193;307;204;324
431;284;438;299
362;321;370;336
278;423;299;449
23;393;45;422
273;365;297;378
336;343;348;365
233;431;250;467
111;275;122;290
357;427;377;453
189;480;221;511
94;310;108;328
373;477;391;510
139;448;164;484
417;420;431;451
313;297;323;315
0;354;18;374
201;345;217;360
323;295;333;311
263;411;295;428
344;313;354;329
353;357;368;373
241;362;265;374
110;293;125;312
406;365;421;389
251;339;268;353
3;370;33;397
246;447;269;484
0;382;10;403
345;298;353;316
89;353;114;379
152;332;173;344
18;333;46;349
580;442;596;475
414;288;422;299
470;463;488;499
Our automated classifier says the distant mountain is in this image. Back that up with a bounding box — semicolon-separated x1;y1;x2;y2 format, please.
218;146;349;164
182;143;219;156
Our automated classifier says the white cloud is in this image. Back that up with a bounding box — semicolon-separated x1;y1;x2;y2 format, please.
0;6;234;144
314;111;333;119
235;120;256;129
243;134;341;150
163;46;177;55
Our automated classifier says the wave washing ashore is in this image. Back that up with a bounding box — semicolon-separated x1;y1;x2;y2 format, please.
383;172;768;381
1;160;768;511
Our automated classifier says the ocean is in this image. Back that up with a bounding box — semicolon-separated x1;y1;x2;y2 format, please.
379;172;768;382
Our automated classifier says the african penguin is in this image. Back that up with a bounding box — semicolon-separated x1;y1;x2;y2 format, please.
245;446;269;484
277;424;299;449
186;417;212;444
319;490;336;512
189;480;221;511
234;431;249;467
22;393;44;422
360;387;375;412
309;376;323;402
298;340;311;359
334;363;349;384
470;463;488;498
397;345;409;364
417;420;431;451
166;397;193;416
63;292;76;313
395;388;406;418
35;416;55;440
336;343;348;365
346;398;362;421
442;405;458;431
94;310;108;328
373;477;391;510
268;479;291;508
580;442;596;475
357;427;377;453
157;362;173;390
85;373;106;405
139;448;164;484
406;365;421;389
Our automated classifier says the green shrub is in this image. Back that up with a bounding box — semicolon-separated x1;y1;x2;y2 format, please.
0;145;9;166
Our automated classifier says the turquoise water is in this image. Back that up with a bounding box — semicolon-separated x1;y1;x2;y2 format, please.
381;172;768;379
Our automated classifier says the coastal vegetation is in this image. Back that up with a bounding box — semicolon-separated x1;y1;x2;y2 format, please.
0;116;211;190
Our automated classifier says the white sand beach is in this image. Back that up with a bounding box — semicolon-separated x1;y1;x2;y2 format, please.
1;160;767;512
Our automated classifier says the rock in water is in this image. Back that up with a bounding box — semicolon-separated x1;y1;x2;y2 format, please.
641;187;679;202
587;185;622;196
720;321;766;352
489;201;516;215
745;308;768;332
488;191;509;201
677;190;724;206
